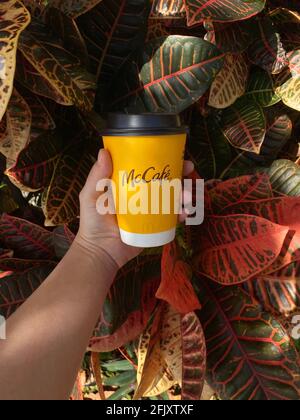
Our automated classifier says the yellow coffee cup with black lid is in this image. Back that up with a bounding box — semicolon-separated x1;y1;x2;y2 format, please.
102;113;188;248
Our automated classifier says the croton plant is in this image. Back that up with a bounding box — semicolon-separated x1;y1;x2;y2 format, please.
0;0;300;401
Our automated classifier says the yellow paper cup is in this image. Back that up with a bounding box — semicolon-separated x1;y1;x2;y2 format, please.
102;114;187;248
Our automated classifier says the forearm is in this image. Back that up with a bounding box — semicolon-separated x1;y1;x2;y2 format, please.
0;239;117;400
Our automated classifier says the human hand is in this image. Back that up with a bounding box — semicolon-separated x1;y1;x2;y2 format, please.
75;149;194;269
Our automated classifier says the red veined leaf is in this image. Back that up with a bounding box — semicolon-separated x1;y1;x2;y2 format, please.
49;0;103;19
196;277;300;400
77;0;149;95
205;173;273;215
146;21;170;42
89;255;161;352
0;260;56;319
217;196;300;273
244;261;300;315
181;312;206;400
208;53;249;109
270;8;300;52
112;36;225;114
204;19;256;53
157;241;201;314
5;131;65;191
150;0;186;18
0;249;13;260
194;214;289;285
248;19;288;75
0;258;55;272
0;214;56;260
221;97;266;154
184;0;266;26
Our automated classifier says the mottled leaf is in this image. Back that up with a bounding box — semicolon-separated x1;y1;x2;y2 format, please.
112;36;225;113
150;0;186;18
196;278;300;400
0;2;31;121
267;159;300;196
221;97;266;154
49;0;103;18
244;261;300;315
208;53;249;109
195;214;289;284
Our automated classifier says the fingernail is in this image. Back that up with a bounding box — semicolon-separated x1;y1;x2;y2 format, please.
98;149;104;163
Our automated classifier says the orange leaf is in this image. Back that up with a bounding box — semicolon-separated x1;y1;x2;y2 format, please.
157;241;201;314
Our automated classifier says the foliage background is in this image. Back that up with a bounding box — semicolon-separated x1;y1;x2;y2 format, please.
0;0;300;400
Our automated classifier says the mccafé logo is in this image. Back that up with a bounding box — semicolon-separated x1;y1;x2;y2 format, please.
123;165;171;185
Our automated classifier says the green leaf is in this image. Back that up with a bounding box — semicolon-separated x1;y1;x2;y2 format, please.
248;19;288;75
185;0;266;26
208;53;249;109
194;214;289;285
275;50;300;112
112;36;225;113
245;67;281;107
204;19;256;53
43;139;96;226
196;278;300;400
17;20;96;111
0;260;56;319
6;131;65;191
0;185;19;214
89;255;161;352
221;97;266;154
266;159;300;196
188;116;232;180
0;1;31;121
77;0;150;95
0;214;56;260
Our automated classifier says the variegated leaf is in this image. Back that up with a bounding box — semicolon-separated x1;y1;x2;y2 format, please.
275;50;300;111
221;97;266;154
5;131;65;191
150;0;186;18
43;140;96;226
244;261;300;315
195;214;289;285
208;53;249;109
18;21;96;110
0;88;32;164
248;19;288;75
267;159;300;196
0;1;31;121
112;36;225;113
184;0;266;26
245;66;281;107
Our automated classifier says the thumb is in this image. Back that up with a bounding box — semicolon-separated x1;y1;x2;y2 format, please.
80;149;113;203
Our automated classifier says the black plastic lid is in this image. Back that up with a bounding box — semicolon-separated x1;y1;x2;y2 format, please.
101;113;188;136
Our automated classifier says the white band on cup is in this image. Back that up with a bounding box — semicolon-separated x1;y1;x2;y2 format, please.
120;228;176;248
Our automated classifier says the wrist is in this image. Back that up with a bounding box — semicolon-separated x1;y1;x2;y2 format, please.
73;233;119;278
